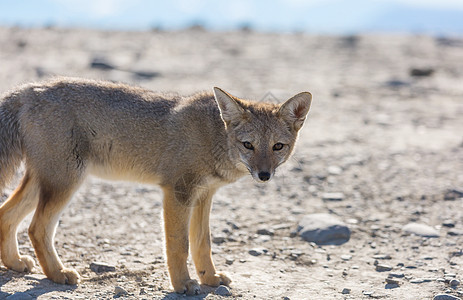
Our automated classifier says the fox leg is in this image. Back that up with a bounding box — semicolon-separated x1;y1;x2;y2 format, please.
28;181;80;284
162;186;200;295
189;189;231;287
0;172;38;272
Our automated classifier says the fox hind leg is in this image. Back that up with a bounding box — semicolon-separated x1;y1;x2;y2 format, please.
28;180;81;284
0;172;39;272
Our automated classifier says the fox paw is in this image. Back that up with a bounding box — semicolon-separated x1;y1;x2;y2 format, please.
48;268;80;285
6;255;35;273
200;272;231;287
174;279;201;295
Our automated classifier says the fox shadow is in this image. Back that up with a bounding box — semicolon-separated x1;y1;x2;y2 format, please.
0;269;76;299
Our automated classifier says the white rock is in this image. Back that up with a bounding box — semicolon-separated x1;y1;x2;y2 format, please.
215;285;232;296
402;223;439;237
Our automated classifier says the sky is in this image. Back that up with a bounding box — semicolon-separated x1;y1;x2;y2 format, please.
0;0;462;34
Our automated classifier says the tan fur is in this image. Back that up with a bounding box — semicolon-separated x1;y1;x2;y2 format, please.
0;78;311;295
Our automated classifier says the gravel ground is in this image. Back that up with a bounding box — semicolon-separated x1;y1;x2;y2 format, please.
0;26;462;299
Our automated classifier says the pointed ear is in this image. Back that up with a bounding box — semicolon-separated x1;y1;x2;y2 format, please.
213;87;246;126
279;92;312;131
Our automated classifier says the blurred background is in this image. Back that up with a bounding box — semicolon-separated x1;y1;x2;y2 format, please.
1;0;463;34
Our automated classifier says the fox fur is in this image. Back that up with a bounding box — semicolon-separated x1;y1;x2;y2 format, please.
0;77;311;295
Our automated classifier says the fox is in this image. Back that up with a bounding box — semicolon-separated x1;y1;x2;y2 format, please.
0;77;312;295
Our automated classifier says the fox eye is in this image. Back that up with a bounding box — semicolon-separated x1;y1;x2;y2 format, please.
273;143;284;151
243;141;254;150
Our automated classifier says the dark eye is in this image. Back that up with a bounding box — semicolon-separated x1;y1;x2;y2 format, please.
273;143;284;151
243;141;254;150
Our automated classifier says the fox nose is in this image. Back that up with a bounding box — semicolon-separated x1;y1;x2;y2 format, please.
258;171;271;181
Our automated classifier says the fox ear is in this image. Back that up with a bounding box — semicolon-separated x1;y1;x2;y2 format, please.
279;92;312;131
213;87;246;126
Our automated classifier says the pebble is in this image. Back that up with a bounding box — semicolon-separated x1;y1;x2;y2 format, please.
6;293;34;300
114;286;128;296
249;247;267;256
402;223;440;237
215;285;232;296
448;229;463;236
212;235;227;244
410;278;432;284
90;261;116;273
442;220;456;228
225;257;235;265
389;272;405;278
341;288;351;294
450;279;460;286
376;264;393;272
256;228;274;236
322;192;344;201
385;278;400;285
297;213;351;245
341;255;352;261
433;294;461;300
373;254;392;260
327;166;342;175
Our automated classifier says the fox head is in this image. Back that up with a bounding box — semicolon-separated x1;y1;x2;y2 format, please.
213;87;312;182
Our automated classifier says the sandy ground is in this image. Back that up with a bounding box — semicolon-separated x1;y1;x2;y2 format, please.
0;26;462;299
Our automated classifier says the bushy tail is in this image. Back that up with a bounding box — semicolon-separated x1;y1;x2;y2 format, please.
0;93;23;192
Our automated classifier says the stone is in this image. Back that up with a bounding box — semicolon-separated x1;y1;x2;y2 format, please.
341;288;351;294
297;213;351;245
215;285;232;296
6;293;34;300
386;278;400;285
90;262;116;273
225;257;235;265
433;294;461;300
402;223;440;237
450;279;460;286
376;264;393;272
448;229;463;236
114;286;128;296
256;228;274;236
322;192;344;201
249;247;267;256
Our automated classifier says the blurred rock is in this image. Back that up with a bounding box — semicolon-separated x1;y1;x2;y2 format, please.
410;68;434;77
297;213;350;245
402;223;439;237
215;285;232;296
90;57;116;70
322;192;344;201
90;262;116;273
433;294;461;300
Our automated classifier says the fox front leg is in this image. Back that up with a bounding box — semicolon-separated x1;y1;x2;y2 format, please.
189;188;231;287
162;186;201;295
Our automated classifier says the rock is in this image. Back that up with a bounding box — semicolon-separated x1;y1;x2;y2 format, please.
433;294;461;300
410;278;432;284
376;264;393;272
215;285;232;296
386;278;400;285
114;286;128;296
6;293;34;300
327;166;342;175
90;57;116;70
389;272;405;278
297;213;351;245
322;192;344;201
90;262;116;273
341;288;351;294
341;255;352;261
444;189;463;200
448;229;463;236
225;257;235;265
402;223;439;237
450;279;460;286
256;228;274;236
410;68;434;77
249;247;267;256
373;254;392;260
212;235;227;244
442;220;456;228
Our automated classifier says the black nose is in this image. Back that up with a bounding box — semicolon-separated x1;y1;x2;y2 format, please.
258;171;271;181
